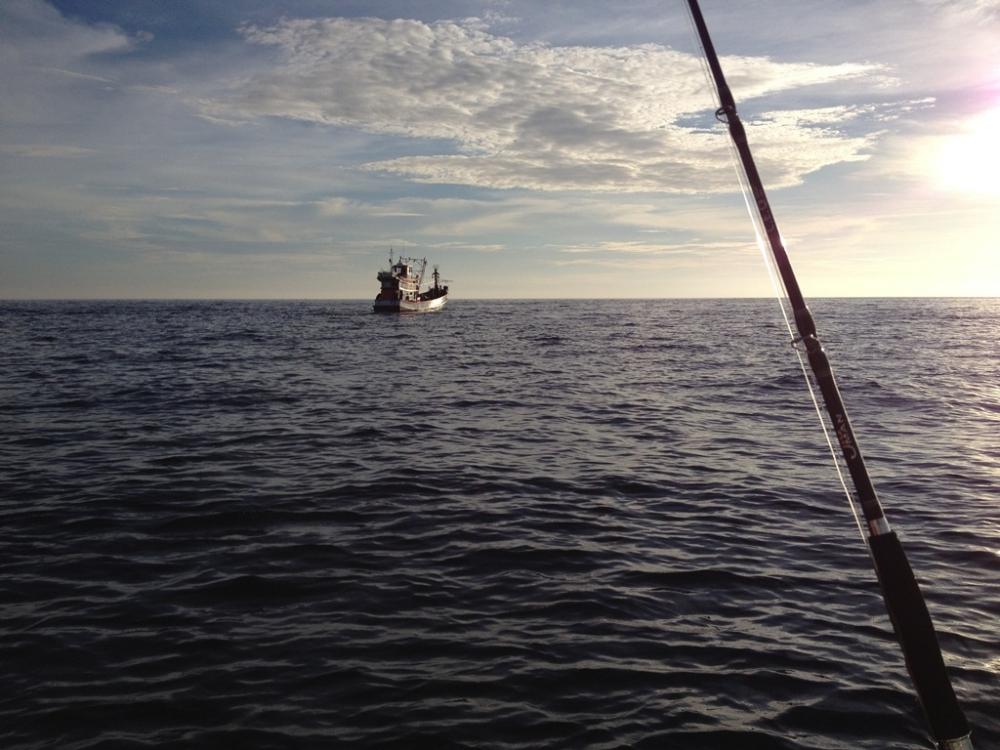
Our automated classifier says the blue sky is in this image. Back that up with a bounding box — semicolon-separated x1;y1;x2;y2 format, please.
1;0;998;298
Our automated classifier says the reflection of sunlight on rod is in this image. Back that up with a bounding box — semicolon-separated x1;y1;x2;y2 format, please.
683;1;973;748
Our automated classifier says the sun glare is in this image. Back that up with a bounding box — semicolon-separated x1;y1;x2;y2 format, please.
934;106;1000;195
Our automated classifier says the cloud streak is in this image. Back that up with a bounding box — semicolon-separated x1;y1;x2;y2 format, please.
195;17;895;192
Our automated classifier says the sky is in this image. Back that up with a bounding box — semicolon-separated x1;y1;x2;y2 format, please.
1;0;998;299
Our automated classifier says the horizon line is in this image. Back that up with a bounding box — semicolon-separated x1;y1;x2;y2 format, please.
3;295;998;302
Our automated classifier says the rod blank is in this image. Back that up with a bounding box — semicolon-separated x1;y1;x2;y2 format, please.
683;2;971;746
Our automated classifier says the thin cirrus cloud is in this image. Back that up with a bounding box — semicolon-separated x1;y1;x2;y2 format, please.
918;0;1000;18
0;144;95;157
195;16;898;193
0;0;132;64
559;240;748;255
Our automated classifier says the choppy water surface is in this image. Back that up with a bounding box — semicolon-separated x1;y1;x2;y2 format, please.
1;298;997;749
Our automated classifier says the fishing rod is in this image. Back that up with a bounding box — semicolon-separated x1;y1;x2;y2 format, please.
684;2;972;748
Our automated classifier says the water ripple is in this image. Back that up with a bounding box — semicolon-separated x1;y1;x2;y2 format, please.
0;298;997;749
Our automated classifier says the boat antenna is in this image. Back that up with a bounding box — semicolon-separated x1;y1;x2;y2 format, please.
684;2;971;748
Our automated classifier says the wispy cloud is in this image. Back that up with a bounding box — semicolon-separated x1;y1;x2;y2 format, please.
918;0;1000;20
0;144;95;157
558;239;753;256
193;17;896;192
0;0;133;63
0;0;139;134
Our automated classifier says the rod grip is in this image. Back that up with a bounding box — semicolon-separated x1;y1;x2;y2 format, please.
868;531;970;745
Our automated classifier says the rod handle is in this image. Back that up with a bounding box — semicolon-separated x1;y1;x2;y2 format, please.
868;532;971;746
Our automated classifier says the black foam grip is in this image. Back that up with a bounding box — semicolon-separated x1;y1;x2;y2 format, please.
869;531;969;743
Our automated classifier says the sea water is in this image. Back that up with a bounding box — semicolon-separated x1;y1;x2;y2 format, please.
1;298;997;749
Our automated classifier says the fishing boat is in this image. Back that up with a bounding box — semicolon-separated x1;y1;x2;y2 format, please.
372;252;449;313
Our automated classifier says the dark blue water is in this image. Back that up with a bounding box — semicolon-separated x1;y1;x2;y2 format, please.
1;298;997;750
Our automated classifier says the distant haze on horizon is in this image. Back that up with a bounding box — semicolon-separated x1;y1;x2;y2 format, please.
2;0;998;300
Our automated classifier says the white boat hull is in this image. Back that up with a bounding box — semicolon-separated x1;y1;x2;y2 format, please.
373;295;448;313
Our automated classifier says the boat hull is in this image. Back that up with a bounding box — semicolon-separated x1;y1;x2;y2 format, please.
373;295;448;313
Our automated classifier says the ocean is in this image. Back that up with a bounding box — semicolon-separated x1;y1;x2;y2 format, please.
1;298;997;749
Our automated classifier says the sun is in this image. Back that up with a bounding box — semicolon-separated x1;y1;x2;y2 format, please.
933;106;1000;195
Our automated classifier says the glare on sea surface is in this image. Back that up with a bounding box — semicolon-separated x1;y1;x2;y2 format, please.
933;106;1000;195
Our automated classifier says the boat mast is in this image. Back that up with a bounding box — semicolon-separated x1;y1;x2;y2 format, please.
417;257;427;289
684;2;971;747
